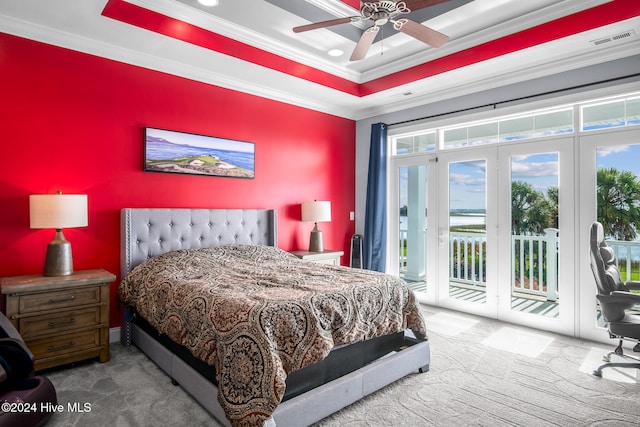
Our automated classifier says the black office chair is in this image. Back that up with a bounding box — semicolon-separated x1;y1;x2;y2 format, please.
589;221;640;377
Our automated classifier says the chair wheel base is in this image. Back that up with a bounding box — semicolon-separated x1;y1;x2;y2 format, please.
592;361;640;377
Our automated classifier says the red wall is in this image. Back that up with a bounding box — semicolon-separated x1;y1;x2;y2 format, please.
0;33;355;326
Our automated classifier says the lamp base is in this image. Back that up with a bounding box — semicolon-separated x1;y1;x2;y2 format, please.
309;225;324;252
44;230;74;277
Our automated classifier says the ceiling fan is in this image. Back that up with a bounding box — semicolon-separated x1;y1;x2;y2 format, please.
293;0;450;61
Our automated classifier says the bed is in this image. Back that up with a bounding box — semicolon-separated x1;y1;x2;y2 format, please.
118;208;430;427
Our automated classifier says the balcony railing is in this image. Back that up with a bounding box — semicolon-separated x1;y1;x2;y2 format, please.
399;228;560;301
608;239;640;283
511;229;558;301
450;232;486;287
400;226;640;302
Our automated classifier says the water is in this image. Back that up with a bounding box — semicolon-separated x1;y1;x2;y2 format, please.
146;140;255;172
400;213;485;229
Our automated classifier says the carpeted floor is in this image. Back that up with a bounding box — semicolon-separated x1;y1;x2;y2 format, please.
43;305;640;426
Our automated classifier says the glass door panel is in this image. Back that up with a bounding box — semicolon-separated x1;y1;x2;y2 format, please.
498;138;573;335
437;147;497;318
509;153;559;318
579;128;640;342
398;165;428;292
389;154;437;304
595;142;640;324
448;160;487;305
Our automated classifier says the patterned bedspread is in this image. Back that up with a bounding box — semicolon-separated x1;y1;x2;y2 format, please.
118;244;427;426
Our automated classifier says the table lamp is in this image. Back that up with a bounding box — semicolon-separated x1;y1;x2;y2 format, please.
30;191;88;276
301;200;331;252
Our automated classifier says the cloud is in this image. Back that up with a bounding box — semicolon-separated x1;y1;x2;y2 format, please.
511;161;558;178
449;173;486;187
597;145;629;157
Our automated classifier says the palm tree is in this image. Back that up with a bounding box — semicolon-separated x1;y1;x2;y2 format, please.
511;181;553;235
597;167;640;240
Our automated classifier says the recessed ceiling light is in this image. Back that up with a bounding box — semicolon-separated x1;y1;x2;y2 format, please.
328;49;343;57
198;0;219;6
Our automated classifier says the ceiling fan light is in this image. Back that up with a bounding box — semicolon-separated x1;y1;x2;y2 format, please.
198;0;219;6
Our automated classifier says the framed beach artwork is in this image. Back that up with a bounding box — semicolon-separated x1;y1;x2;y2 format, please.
143;127;255;179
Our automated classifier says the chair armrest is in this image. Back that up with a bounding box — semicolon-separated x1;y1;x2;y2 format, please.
610;291;640;302
624;281;640;291
597;292;640;322
0;312;23;343
0;312;33;361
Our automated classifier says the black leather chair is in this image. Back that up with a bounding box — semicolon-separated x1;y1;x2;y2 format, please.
0;312;57;426
589;221;640;377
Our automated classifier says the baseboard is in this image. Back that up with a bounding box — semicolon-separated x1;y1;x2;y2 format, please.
109;327;121;344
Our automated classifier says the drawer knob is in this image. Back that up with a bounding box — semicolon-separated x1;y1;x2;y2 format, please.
48;342;75;352
49;319;76;328
47;295;75;304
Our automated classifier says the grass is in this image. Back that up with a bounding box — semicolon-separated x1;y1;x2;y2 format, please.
450;225;486;233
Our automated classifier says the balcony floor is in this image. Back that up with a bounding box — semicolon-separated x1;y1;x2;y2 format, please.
406;280;560;318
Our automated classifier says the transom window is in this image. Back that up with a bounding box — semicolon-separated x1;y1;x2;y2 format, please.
581;95;640;131
391;92;640;156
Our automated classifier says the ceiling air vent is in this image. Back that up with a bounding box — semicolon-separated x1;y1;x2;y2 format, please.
591;30;636;46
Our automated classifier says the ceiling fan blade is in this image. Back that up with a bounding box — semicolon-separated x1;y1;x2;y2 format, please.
293;17;357;33
403;0;451;12
395;19;449;47
350;26;379;61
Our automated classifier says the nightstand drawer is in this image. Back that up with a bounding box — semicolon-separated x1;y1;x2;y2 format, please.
26;329;101;360
18;287;101;314
19;307;102;339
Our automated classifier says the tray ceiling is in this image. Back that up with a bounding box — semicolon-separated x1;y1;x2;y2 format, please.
1;0;639;119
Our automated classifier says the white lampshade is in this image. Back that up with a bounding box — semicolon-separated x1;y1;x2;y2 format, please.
301;201;331;223
30;194;88;229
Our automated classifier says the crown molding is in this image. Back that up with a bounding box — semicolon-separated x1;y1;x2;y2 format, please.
352;33;640;120
125;0;362;82
0;12;360;119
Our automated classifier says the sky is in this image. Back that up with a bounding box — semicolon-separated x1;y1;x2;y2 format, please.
443;143;640;211
399;142;640;214
399;153;561;211
146;127;254;153
596;143;640;175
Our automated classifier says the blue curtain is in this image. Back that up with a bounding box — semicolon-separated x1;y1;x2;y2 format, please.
363;122;387;272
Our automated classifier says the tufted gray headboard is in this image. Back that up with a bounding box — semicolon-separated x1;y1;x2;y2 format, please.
120;208;277;279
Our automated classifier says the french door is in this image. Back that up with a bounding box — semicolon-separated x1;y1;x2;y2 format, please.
436;147;498;318
391;138;576;333
579;127;640;342
389;154;438;304
497;138;575;335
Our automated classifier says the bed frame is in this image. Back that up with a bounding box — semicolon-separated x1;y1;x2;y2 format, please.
119;208;430;427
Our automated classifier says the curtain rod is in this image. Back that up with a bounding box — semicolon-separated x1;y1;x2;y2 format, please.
387;73;640;128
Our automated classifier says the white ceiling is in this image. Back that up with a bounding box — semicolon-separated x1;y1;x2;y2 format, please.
1;0;639;119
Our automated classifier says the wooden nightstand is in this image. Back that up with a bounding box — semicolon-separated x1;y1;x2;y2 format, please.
1;269;115;371
290;250;344;265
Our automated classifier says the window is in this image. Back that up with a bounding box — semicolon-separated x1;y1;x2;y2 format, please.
391;92;640;157
393;132;436;155
581;95;640;131
440;108;573;150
